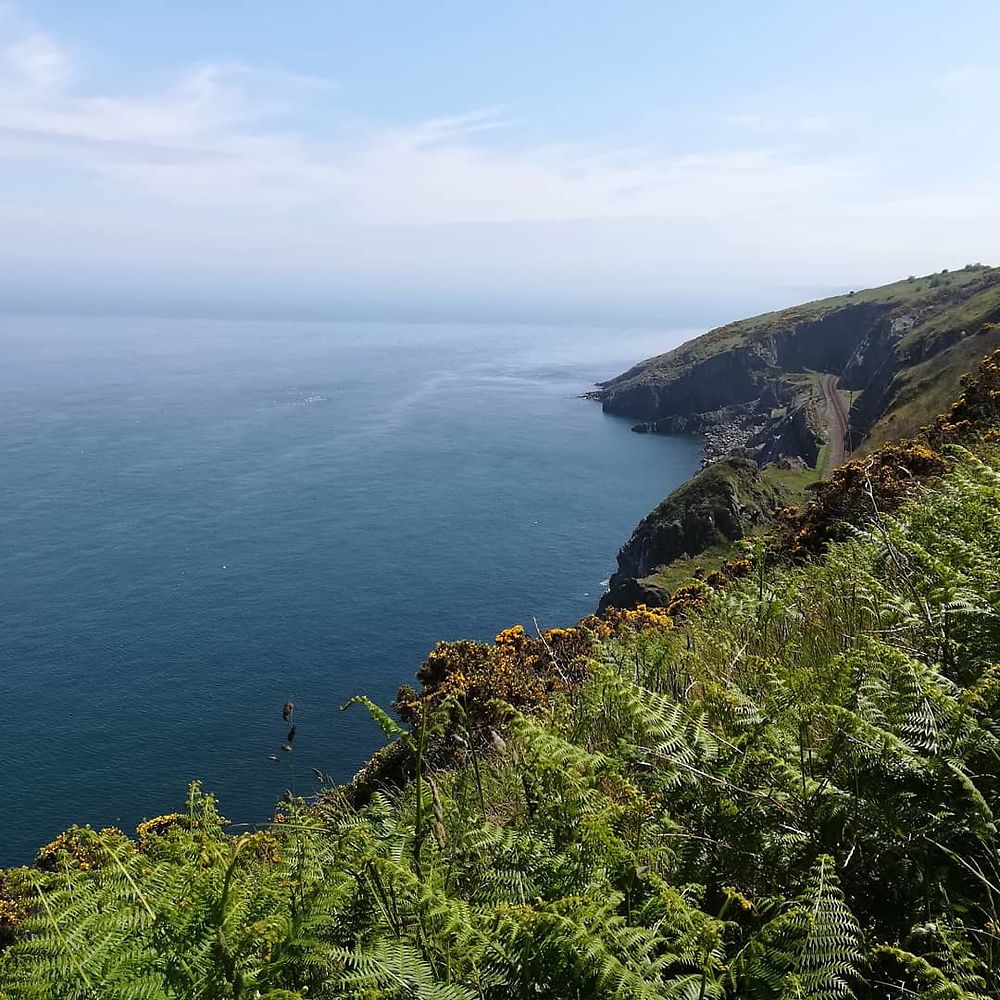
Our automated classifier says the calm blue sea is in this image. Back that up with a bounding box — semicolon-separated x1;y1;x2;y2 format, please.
0;317;699;863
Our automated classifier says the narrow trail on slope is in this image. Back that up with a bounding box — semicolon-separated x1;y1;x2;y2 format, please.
820;373;849;477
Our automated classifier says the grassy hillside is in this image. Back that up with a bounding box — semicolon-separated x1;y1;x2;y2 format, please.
3;445;1000;997
862;318;1000;451
600;456;787;609
597;267;1000;609
596;264;1000;475
602;263;1000;393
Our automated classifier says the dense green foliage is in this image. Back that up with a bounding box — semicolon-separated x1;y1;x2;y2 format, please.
4;448;1000;997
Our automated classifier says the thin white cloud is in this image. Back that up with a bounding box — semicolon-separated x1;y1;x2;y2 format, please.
2;29;70;89
937;65;999;89
386;108;521;146
0;21;866;230
723;112;765;128
0;8;994;313
723;109;836;136
796;115;834;134
0;59;337;148
0;8;870;223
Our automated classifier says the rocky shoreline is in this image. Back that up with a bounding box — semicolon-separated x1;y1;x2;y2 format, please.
625;391;820;468
584;390;768;466
630;409;765;467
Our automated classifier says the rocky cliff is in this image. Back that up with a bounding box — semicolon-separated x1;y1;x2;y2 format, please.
597;265;1000;609
595;265;1000;468
600;456;785;610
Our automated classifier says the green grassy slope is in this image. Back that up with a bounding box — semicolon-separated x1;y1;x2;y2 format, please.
864;318;1000;450
600;456;787;609
602;263;1000;393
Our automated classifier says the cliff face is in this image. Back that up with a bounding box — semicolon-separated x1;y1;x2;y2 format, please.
753;401;823;468
597;303;895;469
598;303;893;424
840;314;899;442
600;457;785;610
596;266;1000;468
598;266;1000;610
600;347;769;421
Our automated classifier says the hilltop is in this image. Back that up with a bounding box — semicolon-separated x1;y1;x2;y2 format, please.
597;264;1000;607
597;263;1000;458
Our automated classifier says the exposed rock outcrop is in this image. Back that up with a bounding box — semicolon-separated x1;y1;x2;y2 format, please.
600;457;786;610
598;304;893;425
753;400;824;468
596;266;1000;612
596;267;1000;469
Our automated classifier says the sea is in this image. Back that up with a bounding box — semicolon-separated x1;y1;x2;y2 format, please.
0;316;701;863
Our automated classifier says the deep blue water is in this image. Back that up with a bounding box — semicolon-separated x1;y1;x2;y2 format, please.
0;317;699;863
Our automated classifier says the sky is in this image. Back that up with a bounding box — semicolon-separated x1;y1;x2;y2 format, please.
1;1;999;322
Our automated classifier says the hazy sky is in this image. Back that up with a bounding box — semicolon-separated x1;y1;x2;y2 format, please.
2;1;999;320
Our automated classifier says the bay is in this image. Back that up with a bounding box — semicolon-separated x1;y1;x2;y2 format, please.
0;316;700;862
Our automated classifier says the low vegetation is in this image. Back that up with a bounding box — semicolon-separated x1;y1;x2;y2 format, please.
601;457;786;610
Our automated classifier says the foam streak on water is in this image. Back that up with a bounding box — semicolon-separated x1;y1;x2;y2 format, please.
0;317;699;862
